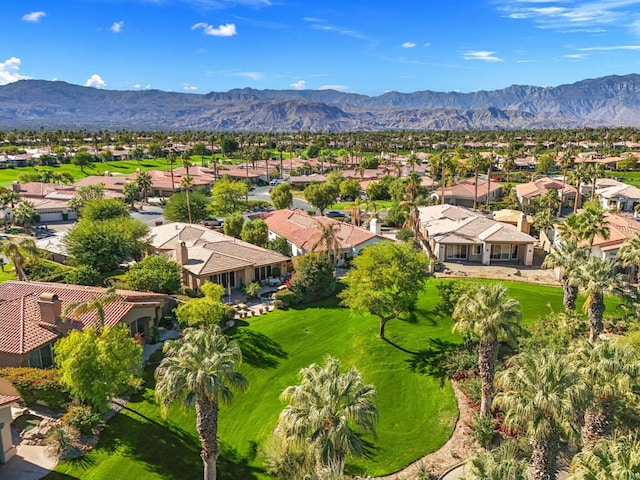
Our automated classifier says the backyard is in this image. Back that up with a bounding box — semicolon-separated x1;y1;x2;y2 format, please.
45;278;612;480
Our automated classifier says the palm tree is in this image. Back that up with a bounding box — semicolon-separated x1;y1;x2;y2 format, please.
467;152;488;211
313;222;340;263
616;233;640;283
430;152;454;205
467;446;529;480
155;325;248;480
495;348;586;480
569;435;640;479
452;283;522;416
572;340;640;446
569;164;591;213
13;200;37;232
578;201;610;248
180;175;194;224
570;257;626;341
135;171;152;204
277;356;378;473
588;163;606;201
63;287;121;331
167;151;177;193
0;237;38;281
542;241;588;310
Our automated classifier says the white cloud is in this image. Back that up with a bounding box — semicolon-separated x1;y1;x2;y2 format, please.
234;71;263;80
462;50;503;62
111;21;124;33
179;0;270;7
290;80;306;90
577;44;640;51
191;22;237;37
85;74;107;88
0;57;30;85
424;42;431;47
22;11;46;23
402;42;416;48
303;18;368;40
319;84;348;91
133;83;152;90
183;84;198;91
564;53;588;58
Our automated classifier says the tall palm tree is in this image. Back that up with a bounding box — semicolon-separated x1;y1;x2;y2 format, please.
167;151;177;193
495;348;586;480
588;163;606;201
453;283;522;416
572;340;640;446
0;237;38;281
616;233;640;283
277;356;378;473
578;202;610;248
136;171;152;204
63;287;121;331
542;241;588;311
570;257;626;341
155;326;248;480
180;175;194;224
569;435;640;479
468;152;488;211
430;152;454;205
569;164;591;214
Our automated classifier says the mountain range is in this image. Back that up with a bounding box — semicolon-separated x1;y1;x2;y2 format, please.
2;74;640;131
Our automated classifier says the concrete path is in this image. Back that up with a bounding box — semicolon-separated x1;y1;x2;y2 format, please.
0;445;57;480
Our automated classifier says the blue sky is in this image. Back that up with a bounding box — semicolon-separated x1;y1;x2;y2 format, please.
3;0;640;95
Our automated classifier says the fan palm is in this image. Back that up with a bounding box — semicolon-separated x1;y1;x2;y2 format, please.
0;237;39;281
495;348;587;480
570;257;626;341
467;152;488;211
569;435;640;479
63;287;121;330
569;164;591;213
572;340;640;446
542;241;588;310
467;448;529;480
155;325;248;480
453;283;522;416
277;356;378;473
135;171;152;204
617;233;640;283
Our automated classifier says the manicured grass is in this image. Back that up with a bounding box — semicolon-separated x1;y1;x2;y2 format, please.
329;200;394;211
0;158;178;187
0;267;17;283
610;171;640;188
46;279;613;479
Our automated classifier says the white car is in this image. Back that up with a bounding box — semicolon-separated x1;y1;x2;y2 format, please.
269;179;287;186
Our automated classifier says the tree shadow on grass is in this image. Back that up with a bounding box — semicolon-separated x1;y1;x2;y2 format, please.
230;329;288;369
406;338;460;387
344;436;379;476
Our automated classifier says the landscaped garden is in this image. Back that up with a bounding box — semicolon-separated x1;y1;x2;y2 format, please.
43;278;613;480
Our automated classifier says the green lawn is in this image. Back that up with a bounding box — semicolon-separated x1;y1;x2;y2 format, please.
46;279;611;480
329;200;394;211
0;158;179;187
610;171;640;188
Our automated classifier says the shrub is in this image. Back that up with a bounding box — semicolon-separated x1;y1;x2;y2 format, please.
273;288;301;309
62;405;104;434
435;281;465;315
183;286;204;298
46;424;82;460
469;412;497;448
0;367;70;410
459;376;482;408
442;347;479;380
243;281;262;299
64;264;101;286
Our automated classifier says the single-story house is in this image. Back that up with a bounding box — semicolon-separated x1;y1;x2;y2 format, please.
594;183;640;213
0;281;167;368
0;394;20;463
431;178;502;208
418;204;536;266
148;222;290;290
257;209;387;265
515;177;577;208
582;213;640;260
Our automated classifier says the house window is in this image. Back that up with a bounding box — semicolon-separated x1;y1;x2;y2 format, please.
491;244;513;261
210;271;236;288
28;343;53;369
511;245;519;259
472;245;482;256
130;318;146;337
446;245;468;260
254;266;273;281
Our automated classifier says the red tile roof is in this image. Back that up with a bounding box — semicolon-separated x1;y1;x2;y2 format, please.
0;394;20;407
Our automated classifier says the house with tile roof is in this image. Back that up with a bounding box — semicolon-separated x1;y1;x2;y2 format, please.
515;176;577;208
594;183;640;213
575;213;640;260
417;204;536;266
0;281;167;368
148;222;290;290
257;209;386;265
430;178;502;208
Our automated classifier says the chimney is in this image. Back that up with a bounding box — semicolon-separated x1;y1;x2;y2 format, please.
517;213;530;235
38;293;61;324
175;241;188;265
370;218;381;235
11;181;20;193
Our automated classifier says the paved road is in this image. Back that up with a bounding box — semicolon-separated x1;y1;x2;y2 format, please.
250;185;314;212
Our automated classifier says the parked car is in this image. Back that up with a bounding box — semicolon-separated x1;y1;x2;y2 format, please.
269;179;287;186
201;217;224;228
325;210;347;219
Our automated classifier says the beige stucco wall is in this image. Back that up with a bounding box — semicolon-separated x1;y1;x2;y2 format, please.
0;403;17;463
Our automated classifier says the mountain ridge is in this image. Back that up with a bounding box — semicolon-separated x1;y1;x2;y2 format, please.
2;74;640;131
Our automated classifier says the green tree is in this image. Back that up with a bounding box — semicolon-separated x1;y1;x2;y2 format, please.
570;257;626;341
136;171;152;204
125;255;181;294
453;283;522;416
155;325;248;480
542;241;588;311
210;177;248;216
468;152;489;210
180;175;194;224
569;436;640;479
123;181;140;209
289;252;336;303
339;242;430;339
13;200;37;231
0;237;38;280
71;150;94;173
223;212;245;238
64;217;149;272
339;179;360;200
240;219;269;247
175;282;235;327
466;447;529;480
270;182;293;210
68;183;105;212
495;349;586;480
164;191;210;224
616;232;640;282
572;339;640;446
304;183;338;215
535;154;555;175
569;163;592;213
81;198;129;221
277;357;378;474
268;236;292;257
54;324;143;412
63;287;121;330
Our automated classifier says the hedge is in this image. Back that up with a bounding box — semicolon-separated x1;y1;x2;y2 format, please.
0;367;70;411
